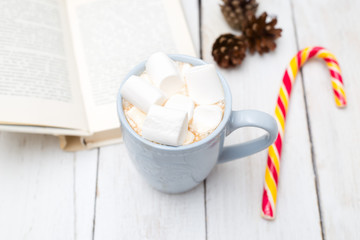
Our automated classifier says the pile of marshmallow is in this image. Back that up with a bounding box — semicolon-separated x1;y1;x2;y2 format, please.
121;52;225;146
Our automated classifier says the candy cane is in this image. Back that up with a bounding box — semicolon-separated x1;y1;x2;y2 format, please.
261;46;346;220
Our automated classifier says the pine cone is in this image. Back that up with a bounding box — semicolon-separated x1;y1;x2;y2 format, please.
212;33;247;68
244;12;282;55
221;0;258;31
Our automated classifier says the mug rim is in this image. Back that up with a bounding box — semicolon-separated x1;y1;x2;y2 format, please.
117;54;232;151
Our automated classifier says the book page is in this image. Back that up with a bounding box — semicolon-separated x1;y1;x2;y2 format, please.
66;0;196;133
0;0;88;131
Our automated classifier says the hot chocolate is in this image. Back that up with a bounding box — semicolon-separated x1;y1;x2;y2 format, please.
122;52;225;146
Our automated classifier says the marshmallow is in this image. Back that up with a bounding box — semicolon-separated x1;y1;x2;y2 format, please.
142;105;188;146
146;52;183;97
180;63;192;83
165;94;194;121
184;131;195;145
191;105;223;134
186;64;224;104
126;106;147;132
121;75;166;113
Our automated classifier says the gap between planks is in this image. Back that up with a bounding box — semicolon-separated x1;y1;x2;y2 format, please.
73;154;77;240
198;1;209;240
289;0;325;239
91;148;100;240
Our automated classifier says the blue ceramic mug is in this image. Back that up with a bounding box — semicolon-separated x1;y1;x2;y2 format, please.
117;55;278;194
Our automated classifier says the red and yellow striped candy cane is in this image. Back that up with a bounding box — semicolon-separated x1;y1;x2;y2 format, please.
261;46;346;220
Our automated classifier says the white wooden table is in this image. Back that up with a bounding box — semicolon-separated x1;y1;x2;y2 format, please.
1;0;359;239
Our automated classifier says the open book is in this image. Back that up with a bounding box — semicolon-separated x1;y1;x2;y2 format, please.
0;0;196;151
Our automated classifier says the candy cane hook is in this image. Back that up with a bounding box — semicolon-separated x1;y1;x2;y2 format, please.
261;46;347;220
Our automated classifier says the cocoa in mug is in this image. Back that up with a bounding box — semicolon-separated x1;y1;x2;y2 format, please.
117;53;278;193
121;52;225;146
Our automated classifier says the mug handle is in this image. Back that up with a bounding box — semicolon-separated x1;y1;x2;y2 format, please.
218;110;278;164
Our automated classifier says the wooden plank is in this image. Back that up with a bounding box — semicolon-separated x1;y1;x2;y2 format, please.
93;144;206;240
292;0;360;239
201;0;323;239
181;0;200;56
0;132;97;239
93;1;206;239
